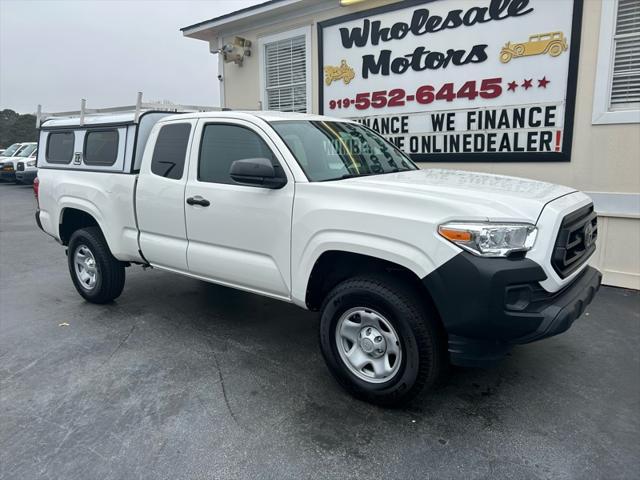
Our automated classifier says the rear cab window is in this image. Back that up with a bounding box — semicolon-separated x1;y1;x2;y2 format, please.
151;123;192;180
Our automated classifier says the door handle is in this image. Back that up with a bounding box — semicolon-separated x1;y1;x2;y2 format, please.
186;196;210;207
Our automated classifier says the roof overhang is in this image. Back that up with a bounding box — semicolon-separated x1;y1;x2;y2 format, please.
181;0;336;42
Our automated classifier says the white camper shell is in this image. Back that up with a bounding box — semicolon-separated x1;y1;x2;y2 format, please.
36;94;220;174
38;112;177;173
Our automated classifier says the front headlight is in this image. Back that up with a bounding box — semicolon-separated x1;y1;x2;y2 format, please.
438;222;537;257
27;160;36;167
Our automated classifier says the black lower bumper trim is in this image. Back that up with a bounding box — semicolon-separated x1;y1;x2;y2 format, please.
422;252;602;367
16;171;37;183
513;266;601;344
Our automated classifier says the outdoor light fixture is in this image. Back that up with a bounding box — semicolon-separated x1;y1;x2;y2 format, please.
213;36;252;66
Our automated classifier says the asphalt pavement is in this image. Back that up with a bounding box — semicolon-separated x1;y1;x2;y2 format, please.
1;182;639;480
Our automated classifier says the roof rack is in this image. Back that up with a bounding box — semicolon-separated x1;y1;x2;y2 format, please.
36;92;221;128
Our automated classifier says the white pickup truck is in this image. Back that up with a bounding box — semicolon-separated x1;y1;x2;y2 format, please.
35;110;601;405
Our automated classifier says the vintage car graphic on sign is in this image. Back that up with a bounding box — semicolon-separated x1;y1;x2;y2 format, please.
324;60;356;86
500;32;569;63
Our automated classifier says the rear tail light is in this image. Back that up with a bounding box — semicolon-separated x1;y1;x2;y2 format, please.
33;177;39;206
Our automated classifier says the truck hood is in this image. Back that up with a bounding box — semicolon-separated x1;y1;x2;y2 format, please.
345;169;576;222
1;156;22;166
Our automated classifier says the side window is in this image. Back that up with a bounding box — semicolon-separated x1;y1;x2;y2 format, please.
46;132;75;164
84;130;119;166
198;124;279;185
151;123;192;180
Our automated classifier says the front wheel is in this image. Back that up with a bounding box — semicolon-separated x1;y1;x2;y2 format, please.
68;227;125;304
499;51;513;63
548;43;563;57
319;275;445;406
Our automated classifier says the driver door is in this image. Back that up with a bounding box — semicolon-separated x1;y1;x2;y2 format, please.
184;119;294;299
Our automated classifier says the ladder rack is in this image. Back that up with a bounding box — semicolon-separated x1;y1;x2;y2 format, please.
36;92;221;128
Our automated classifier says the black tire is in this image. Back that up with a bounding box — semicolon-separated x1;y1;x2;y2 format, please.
67;227;125;304
319;274;445;406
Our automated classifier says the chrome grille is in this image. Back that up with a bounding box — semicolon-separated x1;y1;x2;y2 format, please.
551;204;597;278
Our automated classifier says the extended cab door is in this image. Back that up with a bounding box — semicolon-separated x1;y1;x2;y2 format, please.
184;119;294;299
136;120;196;271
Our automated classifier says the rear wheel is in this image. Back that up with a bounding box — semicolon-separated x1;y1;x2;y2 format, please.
68;227;125;303
319;275;445;406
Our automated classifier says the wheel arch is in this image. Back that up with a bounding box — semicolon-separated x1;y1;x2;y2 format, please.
293;230;454;306
303;250;443;326
59;205;103;246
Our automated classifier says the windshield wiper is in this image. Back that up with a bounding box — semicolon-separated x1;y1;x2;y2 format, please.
320;173;375;182
322;168;416;181
381;167;414;174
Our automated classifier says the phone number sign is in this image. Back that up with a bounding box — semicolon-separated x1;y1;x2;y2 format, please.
318;0;582;162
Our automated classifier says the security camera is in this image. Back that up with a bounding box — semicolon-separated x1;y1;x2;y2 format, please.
217;74;223;81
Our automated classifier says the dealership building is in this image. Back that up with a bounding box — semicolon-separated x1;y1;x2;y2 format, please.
182;0;640;289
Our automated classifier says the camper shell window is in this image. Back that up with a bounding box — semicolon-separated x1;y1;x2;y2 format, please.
46;132;75;164
84;130;119;166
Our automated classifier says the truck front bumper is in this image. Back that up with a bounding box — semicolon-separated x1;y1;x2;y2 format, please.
16;170;37;183
422;252;601;367
0;171;16;181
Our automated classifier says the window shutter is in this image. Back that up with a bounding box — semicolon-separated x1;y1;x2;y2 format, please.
264;35;307;112
611;0;640;109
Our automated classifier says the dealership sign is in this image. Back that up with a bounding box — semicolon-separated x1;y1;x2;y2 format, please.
318;0;582;162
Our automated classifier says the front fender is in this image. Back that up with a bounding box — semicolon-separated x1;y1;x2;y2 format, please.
291;229;457;307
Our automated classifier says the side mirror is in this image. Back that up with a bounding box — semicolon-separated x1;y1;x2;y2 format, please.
229;157;287;189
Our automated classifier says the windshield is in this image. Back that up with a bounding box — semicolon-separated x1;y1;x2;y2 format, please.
2;143;21;157
271;120;416;182
17;144;37;157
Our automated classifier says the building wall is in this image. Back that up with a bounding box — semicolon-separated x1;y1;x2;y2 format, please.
218;0;640;289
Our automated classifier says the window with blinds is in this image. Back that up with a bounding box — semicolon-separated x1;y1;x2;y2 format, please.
611;0;640;109
264;35;308;112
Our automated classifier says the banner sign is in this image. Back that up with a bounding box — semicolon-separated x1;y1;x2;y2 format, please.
318;0;582;162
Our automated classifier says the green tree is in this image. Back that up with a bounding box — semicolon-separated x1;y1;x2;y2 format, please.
0;109;37;148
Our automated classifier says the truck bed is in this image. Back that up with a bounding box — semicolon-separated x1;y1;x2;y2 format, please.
37;169;143;262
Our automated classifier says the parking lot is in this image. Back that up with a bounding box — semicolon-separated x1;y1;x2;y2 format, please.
0;182;638;480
